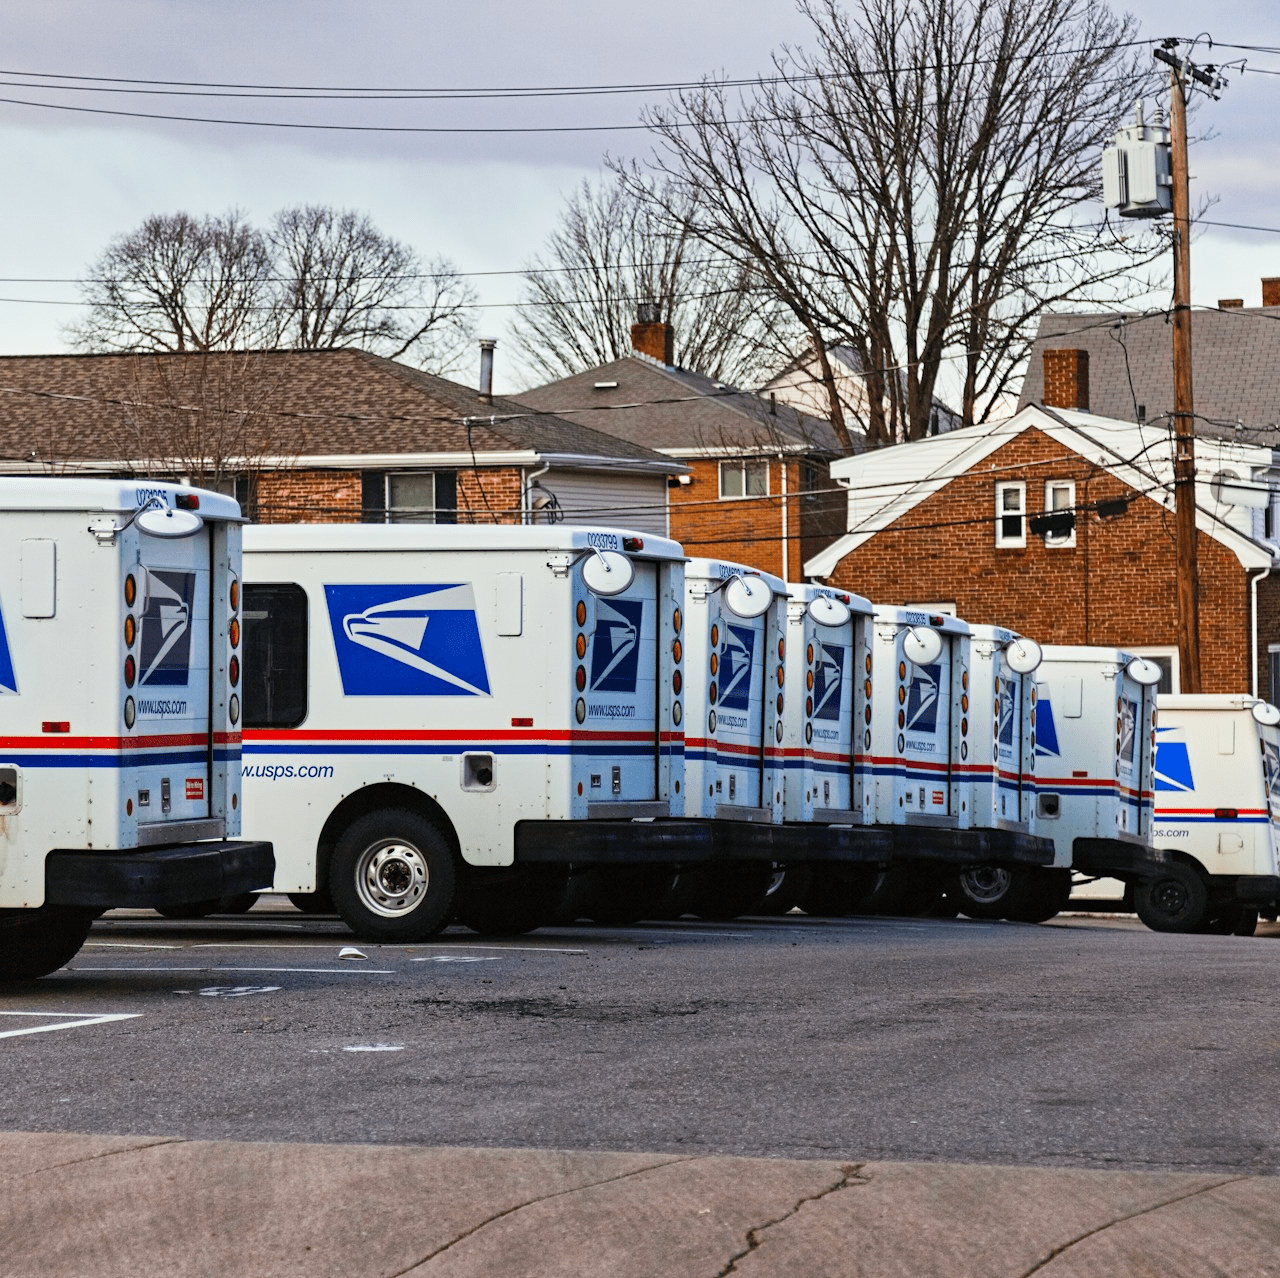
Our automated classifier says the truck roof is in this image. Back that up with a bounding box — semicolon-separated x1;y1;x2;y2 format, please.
0;477;241;521
1157;693;1264;712
787;582;874;615
684;557;787;595
244;522;686;562
874;606;971;636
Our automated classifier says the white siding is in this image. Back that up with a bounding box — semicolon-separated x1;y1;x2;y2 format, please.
535;468;669;537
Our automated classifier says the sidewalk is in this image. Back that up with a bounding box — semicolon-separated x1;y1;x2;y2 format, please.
0;1131;1275;1276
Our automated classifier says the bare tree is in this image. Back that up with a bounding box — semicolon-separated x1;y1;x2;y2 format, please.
509;173;801;387
635;0;1164;448
67;211;277;353
269;204;477;372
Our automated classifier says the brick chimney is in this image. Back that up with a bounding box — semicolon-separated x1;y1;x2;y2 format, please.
1264;278;1280;307
1218;298;1244;309
1042;349;1089;412
630;301;674;366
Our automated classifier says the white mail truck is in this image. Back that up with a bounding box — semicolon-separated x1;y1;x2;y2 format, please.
241;524;705;939
1133;694;1280;934
0;478;273;978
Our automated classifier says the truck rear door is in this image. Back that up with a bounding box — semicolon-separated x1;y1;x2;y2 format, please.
898;632;952;818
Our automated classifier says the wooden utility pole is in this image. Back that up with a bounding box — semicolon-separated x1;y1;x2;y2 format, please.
1166;54;1202;693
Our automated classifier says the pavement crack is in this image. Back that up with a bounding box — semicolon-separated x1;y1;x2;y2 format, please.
1;1135;186;1183
714;1162;868;1277
1019;1174;1253;1277
389;1154;698;1277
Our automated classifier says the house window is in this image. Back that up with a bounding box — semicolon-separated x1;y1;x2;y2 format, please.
995;482;1026;547
1129;647;1178;695
1269;645;1280;705
1043;480;1077;548
720;460;769;499
362;470;457;524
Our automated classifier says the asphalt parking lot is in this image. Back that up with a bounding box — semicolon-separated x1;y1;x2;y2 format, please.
2;900;1278;1176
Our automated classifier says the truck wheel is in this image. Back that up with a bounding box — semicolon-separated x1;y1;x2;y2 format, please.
330;809;457;942
0;907;93;981
691;864;777;921
799;864;879;917
1004;868;1072;924
759;863;813;916
1202;904;1259;937
954;866;1014;919
156;901;219;920
456;868;568;936
1135;863;1209;933
288;890;336;915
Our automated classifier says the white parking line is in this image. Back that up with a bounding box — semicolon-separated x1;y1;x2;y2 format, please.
83;942;179;949
71;966;393;975
0;1011;141;1040
406;945;587;955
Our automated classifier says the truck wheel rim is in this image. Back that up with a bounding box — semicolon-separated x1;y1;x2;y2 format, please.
960;867;1011;904
355;839;429;918
1152;879;1189;915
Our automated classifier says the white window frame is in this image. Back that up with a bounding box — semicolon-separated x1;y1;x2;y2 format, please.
904;602;957;616
1128;646;1179;694
719;459;770;500
385;471;437;524
1268;643;1280;705
995;481;1026;548
1043;480;1077;548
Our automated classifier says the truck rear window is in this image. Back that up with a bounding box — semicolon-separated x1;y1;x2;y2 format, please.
243;583;308;729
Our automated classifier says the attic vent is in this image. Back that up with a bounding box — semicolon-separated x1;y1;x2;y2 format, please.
593;381;619;390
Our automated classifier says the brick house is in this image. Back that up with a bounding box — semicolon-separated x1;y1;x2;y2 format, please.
804;402;1280;698
516;315;845;581
0;349;681;532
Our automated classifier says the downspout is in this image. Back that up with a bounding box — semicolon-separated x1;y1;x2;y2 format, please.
523;462;550;525
1251;563;1272;698
779;452;789;581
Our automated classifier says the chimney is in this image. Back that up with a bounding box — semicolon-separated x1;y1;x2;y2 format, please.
1042;348;1089;412
630;302;674;366
1264;278;1280;308
1218;298;1244;309
478;338;496;404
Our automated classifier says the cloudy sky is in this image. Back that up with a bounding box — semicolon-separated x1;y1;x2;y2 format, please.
2;1;1278;393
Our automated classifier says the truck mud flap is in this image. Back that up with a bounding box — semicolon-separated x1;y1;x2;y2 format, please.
1071;838;1170;878
891;826;1054;866
716;822;893;863
45;841;275;910
515;820;715;864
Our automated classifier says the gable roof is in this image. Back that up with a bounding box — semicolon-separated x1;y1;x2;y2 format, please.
805;403;1275;578
515;354;843;457
1018;308;1280;444
0;349;679;474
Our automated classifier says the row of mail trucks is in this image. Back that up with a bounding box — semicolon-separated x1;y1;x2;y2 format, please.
0;479;274;979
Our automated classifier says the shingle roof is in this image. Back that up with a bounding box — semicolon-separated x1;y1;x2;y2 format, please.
1018;308;1280;445
0;349;675;469
515;355;843;456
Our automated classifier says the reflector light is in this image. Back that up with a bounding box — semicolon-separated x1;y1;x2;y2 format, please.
673;608;682;633
776;665;785;686
1215;808;1239;819
575;666;586;691
124;655;136;687
709;683;718;704
230;579;239;611
124;615;136;647
576;600;587;626
228;655;240;686
576;634;587;659
622;536;644;551
42;721;70;733
776;693;784;713
673;670;682;694
229;618;240;648
512;717;534;727
672;639;682;663
124;698;136;729
228;694;239;726
778;639;785;660
124;574;136;607
710;624;719;647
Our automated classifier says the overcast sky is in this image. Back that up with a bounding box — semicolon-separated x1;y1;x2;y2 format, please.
2;1;1278;394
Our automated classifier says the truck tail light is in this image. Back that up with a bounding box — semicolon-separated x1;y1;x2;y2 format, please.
175;493;200;510
622;536;643;551
1215;808;1239;820
124;655;136;687
228;655;240;686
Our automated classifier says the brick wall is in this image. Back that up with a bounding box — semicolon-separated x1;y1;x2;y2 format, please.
456;467;523;524
821;428;1258;694
670;457;824;580
256;469;363;523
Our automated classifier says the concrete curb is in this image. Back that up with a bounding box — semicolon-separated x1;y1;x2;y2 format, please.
0;1132;1276;1276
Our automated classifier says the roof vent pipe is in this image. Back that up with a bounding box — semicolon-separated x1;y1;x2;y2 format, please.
478;338;497;404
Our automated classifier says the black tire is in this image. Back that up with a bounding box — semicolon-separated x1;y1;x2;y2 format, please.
288;889;336;915
799;864;879;917
329;808;457;942
587;866;675;926
456;868;568;936
1004;868;1073;925
855;866;947;917
690;863;776;921
218;892;258;915
954;865;1016;920
646;869;701;921
759;864;813;916
1134;862;1210;933
1234;907;1260;937
0;907;93;981
1201;904;1259;937
155;900;219;920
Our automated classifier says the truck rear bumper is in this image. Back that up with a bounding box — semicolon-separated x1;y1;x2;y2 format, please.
714;821;892;863
45;841;275;910
1233;875;1280;904
1071;838;1170;878
515;820;715;864
891;826;1055;866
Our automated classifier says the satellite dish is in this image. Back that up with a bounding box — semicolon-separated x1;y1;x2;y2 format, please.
808;596;851;628
581;549;635;597
723;575;773;619
1252;701;1280;727
902;626;943;667
136;506;203;539
1124;657;1163;687
1004;637;1043;675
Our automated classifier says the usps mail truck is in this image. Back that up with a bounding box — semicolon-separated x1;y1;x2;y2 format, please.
1132;694;1280;934
241;524;702;940
0;479;273;979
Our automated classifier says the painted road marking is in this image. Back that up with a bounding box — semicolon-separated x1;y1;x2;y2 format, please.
407;945;587;955
0;1011;141;1040
344;1043;404;1053
411;956;501;964
197;986;281;998
71;966;394;975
